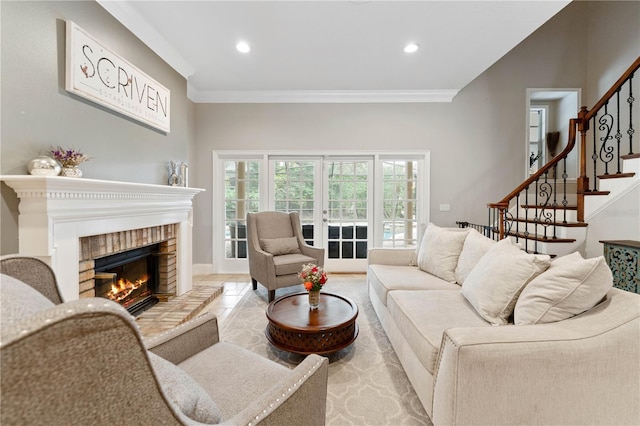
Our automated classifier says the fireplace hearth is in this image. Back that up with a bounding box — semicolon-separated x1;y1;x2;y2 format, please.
94;245;160;316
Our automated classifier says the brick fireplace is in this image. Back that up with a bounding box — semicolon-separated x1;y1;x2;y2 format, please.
0;176;203;302
78;224;177;300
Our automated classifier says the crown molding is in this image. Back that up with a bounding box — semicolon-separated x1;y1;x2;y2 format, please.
96;0;195;78
188;86;459;103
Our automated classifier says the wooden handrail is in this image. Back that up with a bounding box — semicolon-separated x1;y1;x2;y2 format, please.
488;117;579;208
584;56;640;122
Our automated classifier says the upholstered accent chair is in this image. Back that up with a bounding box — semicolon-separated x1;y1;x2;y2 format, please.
247;211;325;302
0;255;329;425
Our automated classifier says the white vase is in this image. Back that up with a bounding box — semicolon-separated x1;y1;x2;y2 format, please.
60;166;83;178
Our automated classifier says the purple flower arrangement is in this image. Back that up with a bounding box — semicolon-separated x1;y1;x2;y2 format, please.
50;146;91;167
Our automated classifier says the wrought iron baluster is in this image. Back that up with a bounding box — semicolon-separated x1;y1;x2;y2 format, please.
629;73;635;155
515;193;520;242
599;102;614;176
615;89;622;174
592;116;598;191
539;169;552;240
552;163;558;239
524;186;529;252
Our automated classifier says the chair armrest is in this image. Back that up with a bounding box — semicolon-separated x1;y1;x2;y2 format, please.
299;243;325;264
367;248;415;266
432;296;640;425
145;312;220;364
225;354;329;426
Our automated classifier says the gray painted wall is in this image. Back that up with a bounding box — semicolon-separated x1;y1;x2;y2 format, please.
1;1;197;254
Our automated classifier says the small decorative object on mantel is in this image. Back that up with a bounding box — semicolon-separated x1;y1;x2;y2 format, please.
168;161;189;187
180;162;189;187
27;155;62;176
168;161;180;186
299;263;328;310
50;146;91;178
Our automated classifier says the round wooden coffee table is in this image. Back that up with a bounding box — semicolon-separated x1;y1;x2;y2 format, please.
265;292;358;355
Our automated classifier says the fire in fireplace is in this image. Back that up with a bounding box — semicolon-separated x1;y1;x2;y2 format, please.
94;245;160;316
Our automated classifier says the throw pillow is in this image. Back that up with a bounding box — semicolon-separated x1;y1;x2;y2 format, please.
416;223;470;282
410;223;428;266
148;351;221;424
461;239;551;325
514;252;613;325
454;229;497;285
0;274;55;328
260;237;301;256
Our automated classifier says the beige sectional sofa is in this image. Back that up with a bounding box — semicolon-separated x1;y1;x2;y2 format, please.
367;224;640;425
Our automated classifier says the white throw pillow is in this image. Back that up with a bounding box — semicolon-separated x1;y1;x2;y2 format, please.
410;223;429;266
514;251;613;325
461;239;551;325
416;223;470;282
454;229;497;285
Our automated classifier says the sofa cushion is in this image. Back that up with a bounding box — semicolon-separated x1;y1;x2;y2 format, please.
416;223;470;283
273;253;318;276
260;237;301;256
461;239;551;325
148;351;221;424
0;274;55;328
387;290;490;374
368;265;460;306
514;252;613;325
454;229;497;285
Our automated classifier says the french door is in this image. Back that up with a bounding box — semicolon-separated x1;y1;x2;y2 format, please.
270;156;373;271
216;151;428;273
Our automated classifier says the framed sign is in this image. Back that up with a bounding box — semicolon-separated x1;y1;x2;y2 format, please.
65;21;171;133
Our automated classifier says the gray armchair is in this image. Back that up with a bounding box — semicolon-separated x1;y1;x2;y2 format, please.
246;211;325;302
0;255;329;425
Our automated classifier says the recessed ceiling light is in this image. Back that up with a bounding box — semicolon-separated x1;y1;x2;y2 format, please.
236;41;250;53
404;43;419;54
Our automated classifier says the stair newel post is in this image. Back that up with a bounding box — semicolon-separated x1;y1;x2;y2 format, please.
576;111;589;223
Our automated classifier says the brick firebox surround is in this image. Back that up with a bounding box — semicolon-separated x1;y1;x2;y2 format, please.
78;224;177;298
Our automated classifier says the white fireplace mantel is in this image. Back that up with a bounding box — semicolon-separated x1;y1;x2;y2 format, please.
1;175;204;301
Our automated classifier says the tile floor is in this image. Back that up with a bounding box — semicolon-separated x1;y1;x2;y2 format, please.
136;274;251;337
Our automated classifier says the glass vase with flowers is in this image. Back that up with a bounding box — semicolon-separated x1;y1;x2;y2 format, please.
299;263;328;310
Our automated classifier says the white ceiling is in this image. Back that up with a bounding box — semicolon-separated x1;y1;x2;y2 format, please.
98;1;571;103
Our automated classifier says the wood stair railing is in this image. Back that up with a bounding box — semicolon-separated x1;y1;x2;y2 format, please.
483;56;640;254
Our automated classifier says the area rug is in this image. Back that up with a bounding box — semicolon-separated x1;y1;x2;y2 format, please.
219;275;432;426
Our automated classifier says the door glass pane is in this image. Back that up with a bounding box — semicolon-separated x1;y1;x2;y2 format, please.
326;160;369;259
224;160;260;259
273;160;316;245
382;160;418;248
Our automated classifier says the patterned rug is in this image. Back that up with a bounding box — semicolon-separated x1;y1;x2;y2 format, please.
219;275;432;426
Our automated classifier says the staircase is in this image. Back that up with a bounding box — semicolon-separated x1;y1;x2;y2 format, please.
469;57;640;256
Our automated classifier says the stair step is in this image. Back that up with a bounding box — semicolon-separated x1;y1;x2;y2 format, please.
621;153;640;160
597;172;636;179
512;218;588;227
520;204;577;210
582;190;610;196
507;231;576;243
